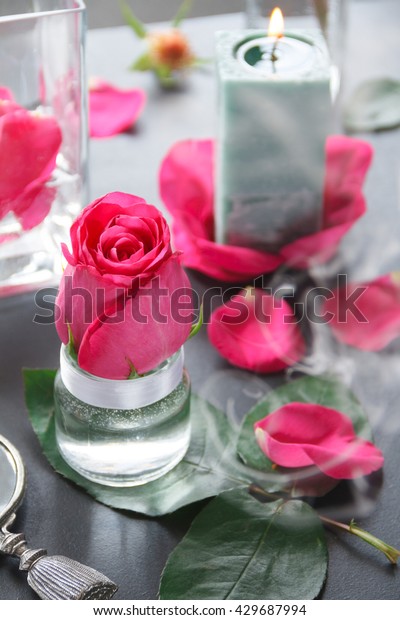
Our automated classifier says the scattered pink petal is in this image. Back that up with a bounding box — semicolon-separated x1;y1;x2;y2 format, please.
324;273;400;350
254;402;384;479
0;86;14;101
0;87;20;117
281;136;373;267
207;288;305;373
89;78;146;138
159;137;373;281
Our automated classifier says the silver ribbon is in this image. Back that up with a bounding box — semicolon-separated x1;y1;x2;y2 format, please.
60;346;184;410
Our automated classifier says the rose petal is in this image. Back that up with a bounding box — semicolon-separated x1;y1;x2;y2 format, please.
78;255;193;378
207;289;305;373
324;273;400;350
254;402;384;480
55;263;122;349
0;110;62;202
66;192;171;285
160;140;282;281
11;182;56;230
0;86;14;101
89;78;146;138
160;137;372;281
281;136;373;267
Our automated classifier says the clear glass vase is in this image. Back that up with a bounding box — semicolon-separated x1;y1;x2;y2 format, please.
54;346;191;487
0;1;88;296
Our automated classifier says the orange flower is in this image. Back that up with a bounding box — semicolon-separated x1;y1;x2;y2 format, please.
148;30;194;71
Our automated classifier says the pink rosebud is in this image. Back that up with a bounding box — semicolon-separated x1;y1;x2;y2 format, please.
55;192;193;379
324;273;400;351
159;136;373;281
89;79;146;138
207;288;305;373
254;402;384;479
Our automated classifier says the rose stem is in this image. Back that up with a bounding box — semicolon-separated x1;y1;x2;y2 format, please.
320;515;400;565
249;483;400;564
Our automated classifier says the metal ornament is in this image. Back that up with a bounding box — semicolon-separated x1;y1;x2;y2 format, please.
0;434;118;600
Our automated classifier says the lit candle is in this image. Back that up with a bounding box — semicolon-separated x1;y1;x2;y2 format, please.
215;8;333;253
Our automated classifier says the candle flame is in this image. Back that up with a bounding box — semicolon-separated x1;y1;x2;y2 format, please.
268;7;284;38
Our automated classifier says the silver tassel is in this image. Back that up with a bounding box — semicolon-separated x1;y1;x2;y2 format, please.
1;516;118;600
27;554;118;600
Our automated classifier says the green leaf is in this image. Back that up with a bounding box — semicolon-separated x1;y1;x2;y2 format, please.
119;0;147;39
189;304;203;339
154;64;173;81
344;78;400;132
172;0;192;28
130;53;153;72
236;375;372;496
23;370;280;517
67;326;77;361
159;488;328;600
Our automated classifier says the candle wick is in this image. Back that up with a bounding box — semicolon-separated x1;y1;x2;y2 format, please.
270;37;280;64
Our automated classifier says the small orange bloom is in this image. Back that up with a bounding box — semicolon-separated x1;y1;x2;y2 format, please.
148;29;194;71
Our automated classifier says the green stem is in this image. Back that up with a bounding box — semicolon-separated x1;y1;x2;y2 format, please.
250;484;400;565
321;516;400;565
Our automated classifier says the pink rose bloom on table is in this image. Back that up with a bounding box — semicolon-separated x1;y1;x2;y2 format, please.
55;192;194;379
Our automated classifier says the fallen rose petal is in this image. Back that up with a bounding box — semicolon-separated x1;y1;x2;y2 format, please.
323;273;400;350
160;136;372;281
160;140;283;281
78;255;192;378
0;88;20;117
207;288;305;373
254;402;384;479
281;136;373;267
0;86;13;100
89;78;146;138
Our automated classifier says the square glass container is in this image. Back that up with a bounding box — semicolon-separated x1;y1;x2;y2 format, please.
0;0;88;296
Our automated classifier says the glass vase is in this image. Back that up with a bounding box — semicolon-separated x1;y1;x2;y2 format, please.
0;0;88;296
54;346;191;487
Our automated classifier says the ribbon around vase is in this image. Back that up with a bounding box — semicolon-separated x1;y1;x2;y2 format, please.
59;345;184;410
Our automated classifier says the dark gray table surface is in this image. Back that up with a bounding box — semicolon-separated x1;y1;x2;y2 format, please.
1;4;400;600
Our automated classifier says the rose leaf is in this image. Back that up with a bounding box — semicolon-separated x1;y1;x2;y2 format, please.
344;78;400;132
159;488;328;600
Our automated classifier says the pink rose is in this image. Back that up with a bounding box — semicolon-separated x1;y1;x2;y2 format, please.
254;403;384;479
56;192;193;379
208;288;305;373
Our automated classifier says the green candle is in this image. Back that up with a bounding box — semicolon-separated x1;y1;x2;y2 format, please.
215;10;333;253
